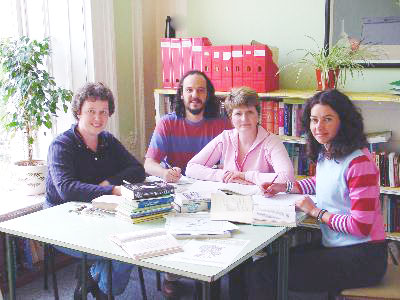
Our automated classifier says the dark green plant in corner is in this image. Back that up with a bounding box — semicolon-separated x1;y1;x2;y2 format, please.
0;36;72;165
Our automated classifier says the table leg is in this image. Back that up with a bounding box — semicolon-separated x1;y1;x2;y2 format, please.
277;234;289;300
201;281;211;300
81;255;87;300
107;259;113;300
5;234;16;300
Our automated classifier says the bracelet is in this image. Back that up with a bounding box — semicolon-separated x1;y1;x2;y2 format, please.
316;209;327;225
285;181;294;193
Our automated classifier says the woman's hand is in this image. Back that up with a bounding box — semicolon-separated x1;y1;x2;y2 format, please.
261;182;286;197
222;171;246;183
295;196;320;218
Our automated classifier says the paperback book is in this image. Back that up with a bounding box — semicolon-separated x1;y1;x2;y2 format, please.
109;228;183;260
121;180;175;199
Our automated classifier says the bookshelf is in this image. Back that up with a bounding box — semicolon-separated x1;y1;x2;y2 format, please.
153;88;400;239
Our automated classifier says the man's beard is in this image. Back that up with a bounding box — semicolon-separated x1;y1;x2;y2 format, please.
188;107;204;115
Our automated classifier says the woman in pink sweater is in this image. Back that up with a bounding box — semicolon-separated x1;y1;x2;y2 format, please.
185;87;294;186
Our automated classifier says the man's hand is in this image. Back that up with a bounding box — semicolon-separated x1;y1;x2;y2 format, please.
112;186;122;196
163;167;182;183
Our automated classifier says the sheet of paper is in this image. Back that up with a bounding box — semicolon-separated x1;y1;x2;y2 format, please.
165;238;249;267
210;193;253;224
165;213;235;235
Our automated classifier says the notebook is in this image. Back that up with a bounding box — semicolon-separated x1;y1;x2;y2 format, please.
109;228;183;260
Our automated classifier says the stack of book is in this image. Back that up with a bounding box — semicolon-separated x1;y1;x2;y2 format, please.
116;181;175;223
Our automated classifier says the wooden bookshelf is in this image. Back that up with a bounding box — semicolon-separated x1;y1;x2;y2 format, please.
299;216;400;242
154;89;400;103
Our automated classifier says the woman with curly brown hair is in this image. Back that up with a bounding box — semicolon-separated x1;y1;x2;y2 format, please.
248;89;387;299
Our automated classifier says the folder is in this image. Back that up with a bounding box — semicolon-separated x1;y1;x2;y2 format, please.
211;46;223;91
160;38;172;89
242;45;254;89
192;37;212;72
181;38;193;75
202;46;212;80
232;45;243;88
253;44;272;92
170;38;182;89
221;45;233;92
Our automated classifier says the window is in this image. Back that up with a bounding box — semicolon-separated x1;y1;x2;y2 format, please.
0;0;118;190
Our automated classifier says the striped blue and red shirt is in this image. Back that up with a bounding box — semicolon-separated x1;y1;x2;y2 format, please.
145;113;232;174
297;148;385;247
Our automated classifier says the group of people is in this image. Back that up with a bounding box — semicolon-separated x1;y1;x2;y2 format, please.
45;71;387;299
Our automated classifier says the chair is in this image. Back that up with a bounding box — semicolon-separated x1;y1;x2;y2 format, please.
339;264;400;300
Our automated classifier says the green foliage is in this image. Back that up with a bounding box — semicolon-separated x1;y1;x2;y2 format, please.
279;36;381;89
0;36;73;163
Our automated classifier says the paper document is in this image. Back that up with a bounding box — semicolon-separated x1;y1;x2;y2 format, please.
91;195;123;211
146;175;195;185
165;212;238;238
165;238;249;267
210;193;304;227
189;180;261;197
110;228;183;260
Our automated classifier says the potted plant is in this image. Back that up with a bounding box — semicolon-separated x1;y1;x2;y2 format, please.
280;36;380;90
0;36;73;195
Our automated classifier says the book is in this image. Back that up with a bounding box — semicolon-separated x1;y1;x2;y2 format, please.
91;195;124;211
172;201;210;213
165;213;238;239
116;203;172;214
210;193;303;227
121;180;175;199
174;191;210;206
109;228;183;260
118;195;174;209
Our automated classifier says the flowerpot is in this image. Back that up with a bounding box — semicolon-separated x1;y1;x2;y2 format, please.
315;69;340;90
13;160;47;195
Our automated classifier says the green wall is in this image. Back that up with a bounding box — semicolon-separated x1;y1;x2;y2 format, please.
113;0;135;150
187;0;399;92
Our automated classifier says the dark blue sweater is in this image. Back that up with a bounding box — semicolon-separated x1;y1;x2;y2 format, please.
46;125;145;206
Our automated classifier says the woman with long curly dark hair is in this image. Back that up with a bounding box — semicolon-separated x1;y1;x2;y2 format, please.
247;89;387;299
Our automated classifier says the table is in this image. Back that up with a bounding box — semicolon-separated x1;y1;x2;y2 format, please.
0;201;291;300
0;191;44;297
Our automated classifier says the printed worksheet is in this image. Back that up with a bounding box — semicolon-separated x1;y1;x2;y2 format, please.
164;238;249;267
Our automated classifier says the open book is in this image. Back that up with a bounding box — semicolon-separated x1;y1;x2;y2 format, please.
210;193;304;227
189;180;262;198
109;228;183;260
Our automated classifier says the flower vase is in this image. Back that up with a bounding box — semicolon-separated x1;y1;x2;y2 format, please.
316;69;340;90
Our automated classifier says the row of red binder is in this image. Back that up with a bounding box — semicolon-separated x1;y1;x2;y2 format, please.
160;37;279;92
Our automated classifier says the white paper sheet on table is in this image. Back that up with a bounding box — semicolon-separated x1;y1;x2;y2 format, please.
165;212;238;235
164;238;249;267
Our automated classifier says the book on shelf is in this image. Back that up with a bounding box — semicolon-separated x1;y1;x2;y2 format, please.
121;180;175;200
109;228;183;260
210;193;304;227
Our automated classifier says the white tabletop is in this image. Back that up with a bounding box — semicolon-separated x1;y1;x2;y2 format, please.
0;201;288;282
0;191;44;222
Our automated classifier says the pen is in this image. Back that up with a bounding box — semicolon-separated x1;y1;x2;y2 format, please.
164;160;173;169
270;174;279;185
